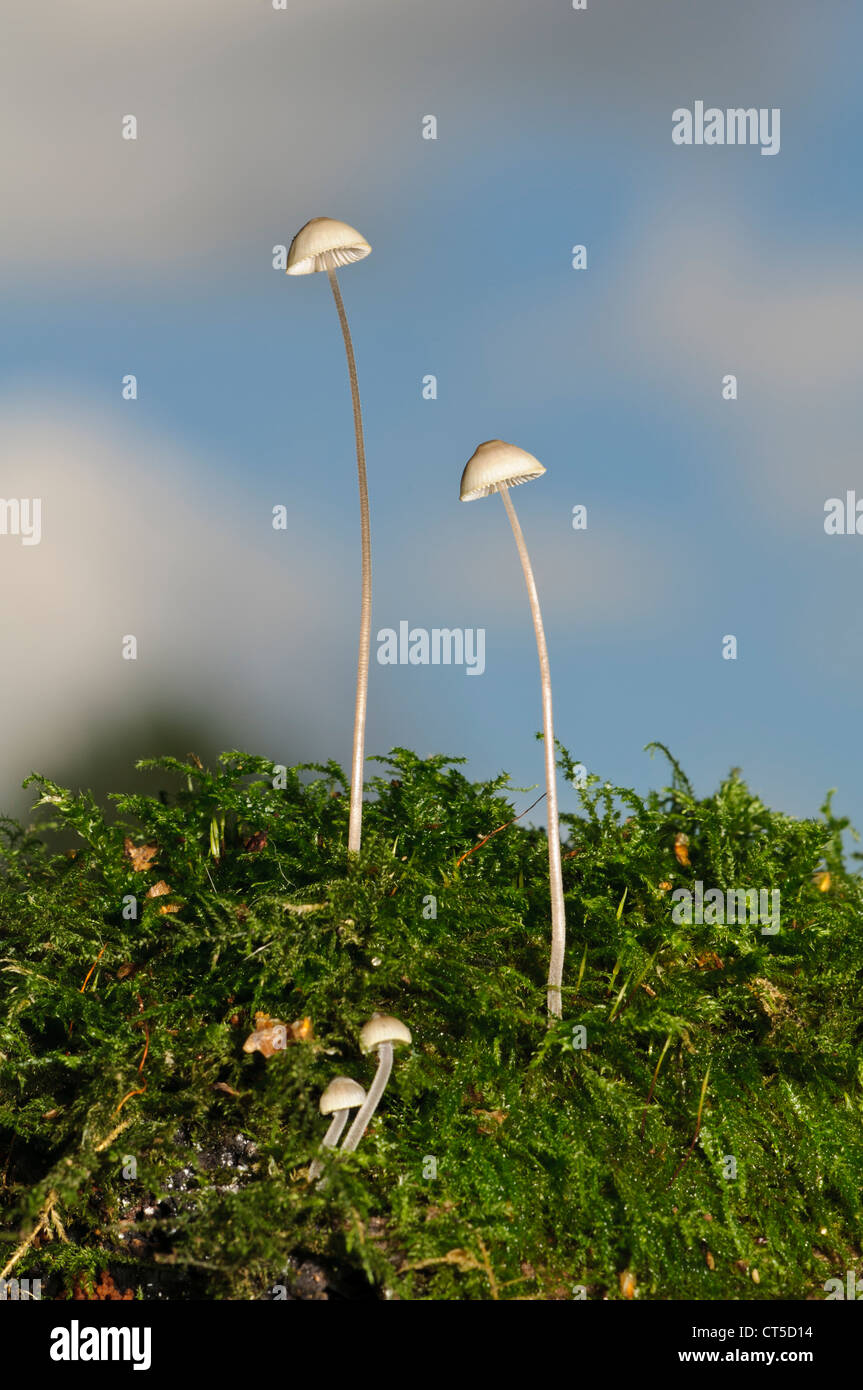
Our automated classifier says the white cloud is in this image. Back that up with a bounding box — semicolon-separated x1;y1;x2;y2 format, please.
382;509;674;631
0;397;352;803
482;208;863;527
1;0;831;278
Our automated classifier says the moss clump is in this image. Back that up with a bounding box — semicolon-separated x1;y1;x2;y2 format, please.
1;745;861;1299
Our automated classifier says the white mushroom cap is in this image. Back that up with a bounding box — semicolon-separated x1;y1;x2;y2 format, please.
459;439;546;501
286;217;372;276
319;1075;366;1115
358;1014;412;1054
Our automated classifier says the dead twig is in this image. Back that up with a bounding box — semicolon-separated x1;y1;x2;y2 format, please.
0;1188;59;1280
456;793;546;869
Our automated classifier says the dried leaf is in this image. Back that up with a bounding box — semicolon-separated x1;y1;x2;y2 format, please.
474;1108;507;1134
145;880;172;900
214;1081;242;1097
243;831;268;853
696;952;724;971
705;1250;715;1270
145;881;181;915
747;977;788;1018
124;838;159;872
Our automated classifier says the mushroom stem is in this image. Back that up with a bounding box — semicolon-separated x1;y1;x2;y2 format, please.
339;1042;393;1152
308;1109;350;1183
327;267;372;858
498;483;566;1019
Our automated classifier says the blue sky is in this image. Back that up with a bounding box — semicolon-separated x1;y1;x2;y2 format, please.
1;0;862;845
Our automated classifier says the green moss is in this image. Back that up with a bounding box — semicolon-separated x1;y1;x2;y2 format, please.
1;745;860;1299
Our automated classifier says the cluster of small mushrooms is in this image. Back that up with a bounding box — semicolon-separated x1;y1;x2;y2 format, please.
287;217;567;1020
308;1013;412;1185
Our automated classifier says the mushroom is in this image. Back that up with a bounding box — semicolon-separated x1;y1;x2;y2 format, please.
339;1014;412;1153
308;1075;366;1182
459;440;566;1019
287;217;373;857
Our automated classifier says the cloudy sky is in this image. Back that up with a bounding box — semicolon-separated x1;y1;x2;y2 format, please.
1;1;862;841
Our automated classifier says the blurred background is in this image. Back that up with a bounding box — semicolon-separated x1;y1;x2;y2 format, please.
1;0;862;837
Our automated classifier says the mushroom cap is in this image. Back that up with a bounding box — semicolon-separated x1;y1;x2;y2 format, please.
459;439;546;501
358;1014;412;1054
286;217;372;276
319;1075;366;1115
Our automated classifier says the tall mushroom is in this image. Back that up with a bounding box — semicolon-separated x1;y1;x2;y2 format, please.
287;217;373;856
339;1014;412;1153
308;1075;366;1183
459;440;566;1019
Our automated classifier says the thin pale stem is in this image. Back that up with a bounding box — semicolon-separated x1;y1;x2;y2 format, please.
499;484;566;1018
308;1109;349;1183
328;267;371;857
339;1043;392;1152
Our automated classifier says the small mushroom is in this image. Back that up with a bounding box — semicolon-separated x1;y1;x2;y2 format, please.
287;217;373;858
308;1075;366;1182
460;440;566;1019
339;1014;412;1153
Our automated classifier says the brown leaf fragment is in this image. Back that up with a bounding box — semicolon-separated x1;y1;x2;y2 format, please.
145;880;172;899
747;976;788;1017
290;1016;314;1043
124;839;159;872
474;1108;507;1133
144;880;181;915
696;952;724;971
673;833;690;866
